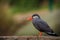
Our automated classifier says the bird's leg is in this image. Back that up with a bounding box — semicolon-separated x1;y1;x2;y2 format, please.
39;32;42;37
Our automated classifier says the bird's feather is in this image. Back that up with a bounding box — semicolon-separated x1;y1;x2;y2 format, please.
32;18;58;36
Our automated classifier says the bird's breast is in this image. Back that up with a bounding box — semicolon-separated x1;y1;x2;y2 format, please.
32;20;44;32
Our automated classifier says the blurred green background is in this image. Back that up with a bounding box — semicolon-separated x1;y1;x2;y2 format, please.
0;0;60;36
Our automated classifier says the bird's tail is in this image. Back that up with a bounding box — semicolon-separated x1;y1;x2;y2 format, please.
46;32;59;36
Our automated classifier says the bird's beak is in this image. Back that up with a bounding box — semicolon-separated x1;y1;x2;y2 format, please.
27;16;32;21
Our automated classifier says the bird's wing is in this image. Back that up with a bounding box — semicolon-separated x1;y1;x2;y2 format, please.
36;20;53;32
38;20;59;36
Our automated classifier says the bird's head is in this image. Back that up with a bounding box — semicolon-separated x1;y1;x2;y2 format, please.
27;14;40;21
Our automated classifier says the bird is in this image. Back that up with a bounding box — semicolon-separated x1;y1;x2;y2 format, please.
27;14;58;36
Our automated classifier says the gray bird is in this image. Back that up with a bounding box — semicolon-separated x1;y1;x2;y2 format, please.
27;14;58;36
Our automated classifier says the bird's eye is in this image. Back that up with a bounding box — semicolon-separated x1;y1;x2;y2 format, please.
33;16;38;18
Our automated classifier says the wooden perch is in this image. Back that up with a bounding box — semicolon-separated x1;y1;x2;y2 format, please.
0;36;60;40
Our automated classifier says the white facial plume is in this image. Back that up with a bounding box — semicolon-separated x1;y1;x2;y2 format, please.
33;16;39;19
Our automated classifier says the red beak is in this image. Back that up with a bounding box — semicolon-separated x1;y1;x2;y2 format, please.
27;16;32;21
